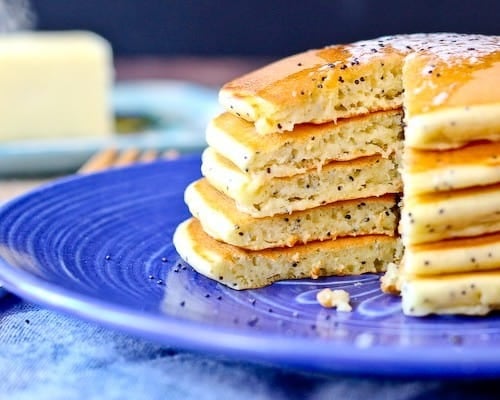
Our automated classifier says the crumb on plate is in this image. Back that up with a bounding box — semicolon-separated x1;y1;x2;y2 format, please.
316;288;352;312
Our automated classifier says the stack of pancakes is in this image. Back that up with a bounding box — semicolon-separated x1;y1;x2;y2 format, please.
391;44;500;316
174;33;500;315
174;113;403;289
173;45;406;289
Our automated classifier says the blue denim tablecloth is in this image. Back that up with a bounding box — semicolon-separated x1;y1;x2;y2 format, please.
0;293;499;400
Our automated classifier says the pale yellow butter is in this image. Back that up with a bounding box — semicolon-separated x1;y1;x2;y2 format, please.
0;31;113;141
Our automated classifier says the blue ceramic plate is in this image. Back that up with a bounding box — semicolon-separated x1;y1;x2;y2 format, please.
0;80;218;176
1;155;500;378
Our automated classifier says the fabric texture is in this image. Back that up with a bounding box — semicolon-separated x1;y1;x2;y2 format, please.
0;295;499;400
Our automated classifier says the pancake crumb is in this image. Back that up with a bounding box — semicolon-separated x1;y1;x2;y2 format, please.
316;288;352;312
380;262;401;294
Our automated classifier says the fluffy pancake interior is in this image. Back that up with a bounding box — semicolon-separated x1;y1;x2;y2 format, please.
206;109;403;178
173;218;402;290
185;178;399;250
201;147;401;217
219;45;404;134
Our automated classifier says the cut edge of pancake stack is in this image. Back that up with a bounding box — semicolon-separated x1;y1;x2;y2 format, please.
382;41;500;316
174;112;403;290
174;33;500;316
173;36;408;290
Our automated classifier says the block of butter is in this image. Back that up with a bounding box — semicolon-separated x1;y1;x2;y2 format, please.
0;31;113;142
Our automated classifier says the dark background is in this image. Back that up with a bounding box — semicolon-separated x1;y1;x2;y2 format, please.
33;0;500;58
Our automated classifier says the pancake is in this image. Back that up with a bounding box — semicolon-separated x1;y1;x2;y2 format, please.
402;46;500;150
201;147;401;217
404;232;500;276
401;270;500;316
403;141;500;195
206;110;403;178
185;178;399;250
219;42;404;134
173;218;403;290
220;33;499;135
400;183;500;245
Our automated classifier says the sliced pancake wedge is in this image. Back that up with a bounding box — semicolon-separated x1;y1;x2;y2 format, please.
173;218;403;290
401;270;500;316
185;178;399;250
206;110;403;178
201;147;401;217
404;232;500;276
400;183;500;245
403;141;500;196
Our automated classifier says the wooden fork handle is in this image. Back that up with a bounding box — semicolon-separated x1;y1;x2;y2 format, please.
78;148;119;174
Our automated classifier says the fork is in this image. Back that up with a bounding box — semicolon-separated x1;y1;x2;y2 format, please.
78;148;180;174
